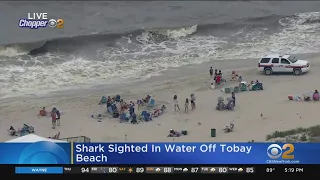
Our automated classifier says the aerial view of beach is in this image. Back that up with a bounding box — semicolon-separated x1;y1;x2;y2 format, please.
1;1;320;143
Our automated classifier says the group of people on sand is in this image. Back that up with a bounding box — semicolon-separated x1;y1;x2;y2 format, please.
246;80;260;89
105;95;136;119
209;67;224;87
173;94;196;114
38;107;61;129
103;94;166;124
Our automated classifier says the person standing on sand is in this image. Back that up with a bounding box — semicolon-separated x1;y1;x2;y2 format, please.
209;67;213;78
232;92;236;106
173;95;180;111
129;100;135;117
214;69;218;83
185;98;189;113
51;111;57;129
56;109;61;126
190;93;196;110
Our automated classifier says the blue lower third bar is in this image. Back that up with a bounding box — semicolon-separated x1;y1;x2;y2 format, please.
15;167;63;174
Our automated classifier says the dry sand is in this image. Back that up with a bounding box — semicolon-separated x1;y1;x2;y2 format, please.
1;56;320;142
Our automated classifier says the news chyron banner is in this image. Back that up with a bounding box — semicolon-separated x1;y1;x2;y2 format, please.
0;142;320;164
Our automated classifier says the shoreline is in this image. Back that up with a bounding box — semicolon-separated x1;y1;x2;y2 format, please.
1;53;320;142
1;52;320;103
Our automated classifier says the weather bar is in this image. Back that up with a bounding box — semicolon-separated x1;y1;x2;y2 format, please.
11;165;320;174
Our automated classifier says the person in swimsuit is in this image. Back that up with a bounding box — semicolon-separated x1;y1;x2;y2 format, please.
56;109;61;126
173;95;180;111
209;67;213;78
214;69;218;83
313;90;319;101
190;93;196;110
51;111;57;129
39;107;47;116
232;92;236;106
185;98;189;114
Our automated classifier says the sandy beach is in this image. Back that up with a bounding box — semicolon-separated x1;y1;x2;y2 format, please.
1;54;320;142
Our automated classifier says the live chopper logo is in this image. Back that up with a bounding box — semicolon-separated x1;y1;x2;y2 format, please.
19;13;64;29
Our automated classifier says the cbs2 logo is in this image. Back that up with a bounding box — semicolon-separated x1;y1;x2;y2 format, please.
48;19;64;28
267;144;294;159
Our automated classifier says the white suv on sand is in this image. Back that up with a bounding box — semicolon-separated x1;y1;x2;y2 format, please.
258;54;310;76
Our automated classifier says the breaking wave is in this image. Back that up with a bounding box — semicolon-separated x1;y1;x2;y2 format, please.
0;12;320;97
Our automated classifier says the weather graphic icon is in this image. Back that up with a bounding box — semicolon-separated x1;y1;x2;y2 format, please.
183;168;188;172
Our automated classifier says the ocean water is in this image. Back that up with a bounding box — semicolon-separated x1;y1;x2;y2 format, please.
0;1;320;98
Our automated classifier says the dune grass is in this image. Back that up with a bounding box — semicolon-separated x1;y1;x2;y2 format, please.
266;125;320;141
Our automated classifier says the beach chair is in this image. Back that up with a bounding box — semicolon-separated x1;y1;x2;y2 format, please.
120;113;129;122
20;129;29;136
115;95;121;102
147;99;155;107
99;96;107;105
224;87;231;94
141;111;147;117
252;83;263;91
145;112;151;121
240;83;247;91
107;106;114;114
140;111;150;121
233;86;240;93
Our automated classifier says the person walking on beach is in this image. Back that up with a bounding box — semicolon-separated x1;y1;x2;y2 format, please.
231;92;236;106
52;107;60;126
56;109;61;126
209;67;213;78
173;95;180;111
185;98;189;113
190;93;196;110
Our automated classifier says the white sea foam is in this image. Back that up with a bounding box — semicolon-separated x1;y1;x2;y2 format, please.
0;47;28;58
0;12;320;97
